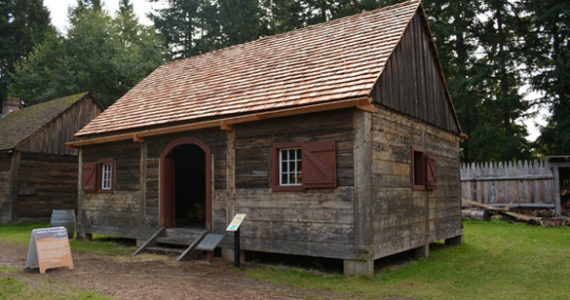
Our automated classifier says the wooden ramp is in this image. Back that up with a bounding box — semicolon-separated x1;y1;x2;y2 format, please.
133;227;207;261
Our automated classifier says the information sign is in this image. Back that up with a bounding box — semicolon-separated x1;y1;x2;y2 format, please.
226;213;246;231
195;234;225;251
25;227;74;274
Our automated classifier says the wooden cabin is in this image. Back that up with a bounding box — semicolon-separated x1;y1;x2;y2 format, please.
0;93;102;222
68;0;463;275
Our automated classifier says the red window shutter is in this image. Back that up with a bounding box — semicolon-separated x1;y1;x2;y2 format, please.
83;162;97;192
427;153;437;189
302;141;337;188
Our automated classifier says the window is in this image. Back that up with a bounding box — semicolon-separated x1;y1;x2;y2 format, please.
412;147;425;190
272;141;336;191
279;148;302;186
82;159;114;193
101;163;113;190
412;147;437;190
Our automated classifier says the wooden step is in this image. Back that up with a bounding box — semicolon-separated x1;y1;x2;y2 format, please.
164;227;206;239
156;236;195;246
145;246;184;255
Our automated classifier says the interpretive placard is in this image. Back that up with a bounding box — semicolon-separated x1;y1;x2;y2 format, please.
25;227;74;274
195;234;225;251
226;214;246;232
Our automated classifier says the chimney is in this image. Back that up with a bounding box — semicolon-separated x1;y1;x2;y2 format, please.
1;98;21;117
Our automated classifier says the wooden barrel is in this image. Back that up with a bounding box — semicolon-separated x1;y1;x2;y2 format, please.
50;209;76;238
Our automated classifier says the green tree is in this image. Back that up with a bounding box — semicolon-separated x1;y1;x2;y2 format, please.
266;0;305;34
148;0;206;58
10;2;166;107
215;0;265;47
523;0;570;155
423;0;489;162
472;0;533;161
0;0;52;107
68;0;103;18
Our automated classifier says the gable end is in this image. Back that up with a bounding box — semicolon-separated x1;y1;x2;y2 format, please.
371;8;460;134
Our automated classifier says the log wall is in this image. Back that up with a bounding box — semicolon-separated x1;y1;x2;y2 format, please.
15;152;78;219
230;109;358;259
80;141;144;238
17;95;102;155
0;155;13;222
371;106;462;259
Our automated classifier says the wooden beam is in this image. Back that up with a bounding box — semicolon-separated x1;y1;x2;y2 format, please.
66;132;134;148
220;121;233;131
67;97;372;148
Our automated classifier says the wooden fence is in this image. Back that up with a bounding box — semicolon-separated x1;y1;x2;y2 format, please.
460;160;554;208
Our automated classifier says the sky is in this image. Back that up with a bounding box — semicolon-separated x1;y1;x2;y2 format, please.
43;0;548;142
44;0;163;31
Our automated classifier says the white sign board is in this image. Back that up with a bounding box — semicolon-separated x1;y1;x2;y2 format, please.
226;214;246;231
25;227;74;274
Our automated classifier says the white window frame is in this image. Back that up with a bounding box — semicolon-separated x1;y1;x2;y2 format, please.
101;162;113;190
279;147;302;186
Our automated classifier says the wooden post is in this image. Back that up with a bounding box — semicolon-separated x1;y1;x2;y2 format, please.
552;166;561;217
422;128;430;256
234;228;240;268
353;110;373;254
9;151;21;222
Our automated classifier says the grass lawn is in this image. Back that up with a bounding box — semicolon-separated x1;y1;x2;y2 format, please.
246;220;570;299
0;223;135;256
0;221;568;299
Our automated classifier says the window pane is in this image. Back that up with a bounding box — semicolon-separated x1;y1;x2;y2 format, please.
278;147;302;186
289;173;296;184
101;163;112;190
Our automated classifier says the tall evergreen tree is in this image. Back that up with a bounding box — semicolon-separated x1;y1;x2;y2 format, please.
423;0;488;162
148;0;206;58
68;0;102;18
523;0;570;155
266;0;305;34
472;0;532;161
0;0;52;108
215;0;265;47
10;2;166;107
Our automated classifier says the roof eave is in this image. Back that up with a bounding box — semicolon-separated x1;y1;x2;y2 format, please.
67;96;374;148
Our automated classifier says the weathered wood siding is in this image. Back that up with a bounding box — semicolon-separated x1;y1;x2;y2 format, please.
80;141;143;238
371;10;459;135
15;152;77;219
17;95;102;155
229;110;358;259
0;155;13;222
79;128;227;239
460;161;554;207
372;106;461;259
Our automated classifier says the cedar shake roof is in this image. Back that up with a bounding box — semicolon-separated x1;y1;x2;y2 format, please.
0;93;89;151
77;0;422;137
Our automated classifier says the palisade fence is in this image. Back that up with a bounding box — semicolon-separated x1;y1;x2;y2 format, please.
460;160;554;208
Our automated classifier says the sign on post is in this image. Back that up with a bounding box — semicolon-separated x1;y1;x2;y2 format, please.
226;214;246;268
226;213;246;231
25;227;74;274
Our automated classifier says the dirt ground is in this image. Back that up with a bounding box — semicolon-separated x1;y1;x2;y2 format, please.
0;241;323;299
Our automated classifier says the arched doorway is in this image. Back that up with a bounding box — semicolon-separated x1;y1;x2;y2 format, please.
160;138;211;230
